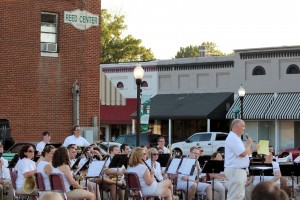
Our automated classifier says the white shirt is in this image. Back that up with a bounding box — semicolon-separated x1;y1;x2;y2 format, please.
127;164;157;196
52;167;71;192
145;159;164;181
36;141;47;153
0;157;10;179
63;135;90;147
15;158;36;189
37;160;51;190
224;131;249;168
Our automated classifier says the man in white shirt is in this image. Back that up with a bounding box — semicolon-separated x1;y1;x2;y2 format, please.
157;136;170;154
63;125;90;148
224;119;257;200
36;131;51;155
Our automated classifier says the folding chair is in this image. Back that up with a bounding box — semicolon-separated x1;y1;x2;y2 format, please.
34;172;46;195
124;172;161;200
49;173;84;200
10;170;38;199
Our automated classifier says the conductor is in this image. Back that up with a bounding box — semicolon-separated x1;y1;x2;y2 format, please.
224;119;257;200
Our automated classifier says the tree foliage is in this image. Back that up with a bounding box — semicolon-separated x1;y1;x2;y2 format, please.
175;42;227;58
100;9;155;63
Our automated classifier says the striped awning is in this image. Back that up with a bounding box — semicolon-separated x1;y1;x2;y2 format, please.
265;93;300;119
226;93;274;119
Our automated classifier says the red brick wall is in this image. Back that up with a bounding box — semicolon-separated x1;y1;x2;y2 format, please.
0;0;101;143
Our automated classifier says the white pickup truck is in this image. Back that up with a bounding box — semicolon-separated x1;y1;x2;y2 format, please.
171;132;228;156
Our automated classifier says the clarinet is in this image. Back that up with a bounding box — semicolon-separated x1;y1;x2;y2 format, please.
142;159;161;182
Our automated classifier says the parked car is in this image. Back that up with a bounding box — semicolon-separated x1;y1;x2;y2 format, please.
278;147;300;160
112;132;160;149
171;132;228;156
3;142;62;161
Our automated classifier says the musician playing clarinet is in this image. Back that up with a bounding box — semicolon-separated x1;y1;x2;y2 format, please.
127;147;176;200
177;146;212;200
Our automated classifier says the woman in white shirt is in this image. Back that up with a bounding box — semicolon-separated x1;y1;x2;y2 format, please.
15;145;37;194
52;147;95;200
127;147;173;200
36;145;56;191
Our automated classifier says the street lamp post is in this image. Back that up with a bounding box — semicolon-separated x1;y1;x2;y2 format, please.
133;64;144;147
238;84;246;119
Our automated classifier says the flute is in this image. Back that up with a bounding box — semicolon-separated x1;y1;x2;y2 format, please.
142;159;161;182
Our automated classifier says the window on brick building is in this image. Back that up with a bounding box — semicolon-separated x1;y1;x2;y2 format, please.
41;13;58;53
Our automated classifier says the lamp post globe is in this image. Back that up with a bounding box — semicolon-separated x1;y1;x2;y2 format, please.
238;84;246;119
133;64;144;147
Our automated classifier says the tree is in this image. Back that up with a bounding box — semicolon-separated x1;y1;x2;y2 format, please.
175;42;227;58
100;9;155;63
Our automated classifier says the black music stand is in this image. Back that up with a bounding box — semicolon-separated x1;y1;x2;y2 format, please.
108;154;128;199
249;162;273;182
157;153;171;168
279;162;299;199
178;157;197;200
202;160;224;200
198;155;211;168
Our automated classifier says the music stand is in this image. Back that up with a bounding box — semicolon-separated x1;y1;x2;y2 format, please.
279;162;298;199
178;157;197;200
85;160;107;200
202;160;224;200
108;154;128;199
198;155;211;168
157;153;171;168
249;162;273;182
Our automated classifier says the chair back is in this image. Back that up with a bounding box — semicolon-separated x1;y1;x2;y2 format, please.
124;172;142;198
49;173;67;192
34;172;46;191
9;170;17;190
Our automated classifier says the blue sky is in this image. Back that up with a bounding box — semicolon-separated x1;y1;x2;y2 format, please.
102;0;300;59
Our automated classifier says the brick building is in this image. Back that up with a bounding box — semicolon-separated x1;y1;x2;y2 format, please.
0;1;100;143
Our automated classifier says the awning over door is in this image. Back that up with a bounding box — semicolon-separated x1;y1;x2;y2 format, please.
148;93;234;120
226;92;300;120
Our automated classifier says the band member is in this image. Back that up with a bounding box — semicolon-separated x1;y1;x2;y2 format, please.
127;147;173;199
177;146;212;200
0;144;13;200
36;145;56;191
15;145;37;195
157;137;170;154
52;147;95;200
63;125;90;148
36;131;51;155
146;148;164;181
120;144;131;155
102;145;125;200
208;152;228;200
67;145;78;167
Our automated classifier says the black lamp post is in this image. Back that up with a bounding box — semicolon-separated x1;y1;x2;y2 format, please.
238;84;246;119
133;64;144;147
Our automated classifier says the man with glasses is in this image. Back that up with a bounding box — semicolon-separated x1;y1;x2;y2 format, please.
63;125;90;148
157;137;170;154
177;146;212;200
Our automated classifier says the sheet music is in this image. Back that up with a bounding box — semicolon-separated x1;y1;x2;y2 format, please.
74;159;89;175
166;158;181;174
86;161;105;177
178;158;196;175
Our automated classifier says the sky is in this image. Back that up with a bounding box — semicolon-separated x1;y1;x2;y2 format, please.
101;0;300;60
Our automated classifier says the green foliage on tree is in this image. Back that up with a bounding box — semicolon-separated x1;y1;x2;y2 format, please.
175;42;228;58
100;9;155;63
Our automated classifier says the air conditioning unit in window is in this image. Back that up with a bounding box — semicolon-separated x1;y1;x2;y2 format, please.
41;43;57;53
